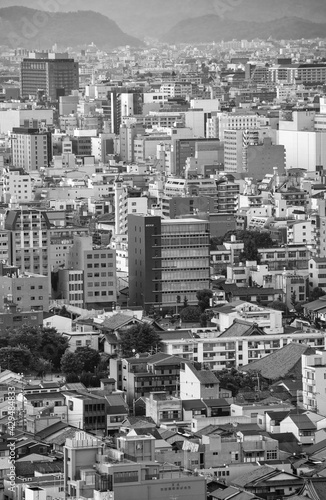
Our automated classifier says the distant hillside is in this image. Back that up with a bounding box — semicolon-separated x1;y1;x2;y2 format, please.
161;15;326;44
0;6;143;49
0;0;326;38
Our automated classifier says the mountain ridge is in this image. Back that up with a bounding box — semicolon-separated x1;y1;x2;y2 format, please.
0;0;325;38
0;6;143;49
161;15;326;44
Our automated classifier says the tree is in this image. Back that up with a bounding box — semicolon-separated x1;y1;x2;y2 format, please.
0;346;33;373
180;306;201;323
270;300;289;314
75;347;100;373
7;325;42;352
38;328;70;371
200;313;209;327
119;324;163;358
34;358;54;377
212;230;274;263
6;326;69;372
196;289;213;313
214;367;262;397
60;351;84;375
309;287;326;302
291;291;297;309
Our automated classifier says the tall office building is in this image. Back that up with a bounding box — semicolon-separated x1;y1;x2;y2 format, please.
128;215;210;311
20;52;79;101
11;127;52;171
5;209;51;277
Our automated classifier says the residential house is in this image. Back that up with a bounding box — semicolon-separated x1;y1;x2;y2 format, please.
180;362;231;400
231;464;304;499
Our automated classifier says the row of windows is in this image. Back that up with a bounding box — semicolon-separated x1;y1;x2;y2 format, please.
87;253;113;259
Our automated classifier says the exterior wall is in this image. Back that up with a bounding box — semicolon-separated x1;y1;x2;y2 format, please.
277;130;326;171
113;476;206;500
162;328;325;371
0;273;49;312
247;139;285;178
2;169;33;203
145;393;182;425
302;350;326;415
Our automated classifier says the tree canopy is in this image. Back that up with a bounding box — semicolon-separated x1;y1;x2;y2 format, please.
119;323;162;358
211;230;274;263
0;326;70;374
196;289;213;313
60;347;101;375
214;367;262;396
0;346;33;373
180;306;201;322
309;287;326;302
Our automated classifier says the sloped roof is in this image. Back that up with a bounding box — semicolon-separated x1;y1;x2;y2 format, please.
219;319;266;338
241;342;316;381
61;382;87;391
232;465;277;487
45;427;80;446
122;416;156;428
15;460;64;477
267;432;302;455
131;428;162;439
107;405;128;415
35;421;68;440
182;400;206;411
304;297;326;312
210;486;258;500
307;438;326;456
185;362;219;384
101;313;142;331
289;413;316;430
303;478;326;500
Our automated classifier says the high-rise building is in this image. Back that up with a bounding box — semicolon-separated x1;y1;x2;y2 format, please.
128;215;210;311
64;235;117;310
11;127;52;172
20;52;79;101
224;128;259;173
5;209;51;277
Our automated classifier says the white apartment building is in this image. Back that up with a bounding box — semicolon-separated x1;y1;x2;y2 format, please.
2;168;32;204
302;349;326;416
162;327;325;371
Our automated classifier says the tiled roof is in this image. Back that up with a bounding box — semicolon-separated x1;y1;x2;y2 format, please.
218;319;265;338
304;297;326;312
241;342;316;381
182;400;206;411
107;405;128;415
45;427;79;445
15;460;63;477
290;414;316;430
35;421;68;440
307;438;326;456
232;465;276;487
185;362;219;384
101;314;142;331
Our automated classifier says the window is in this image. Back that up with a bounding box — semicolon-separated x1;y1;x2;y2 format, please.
266;450;278;460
